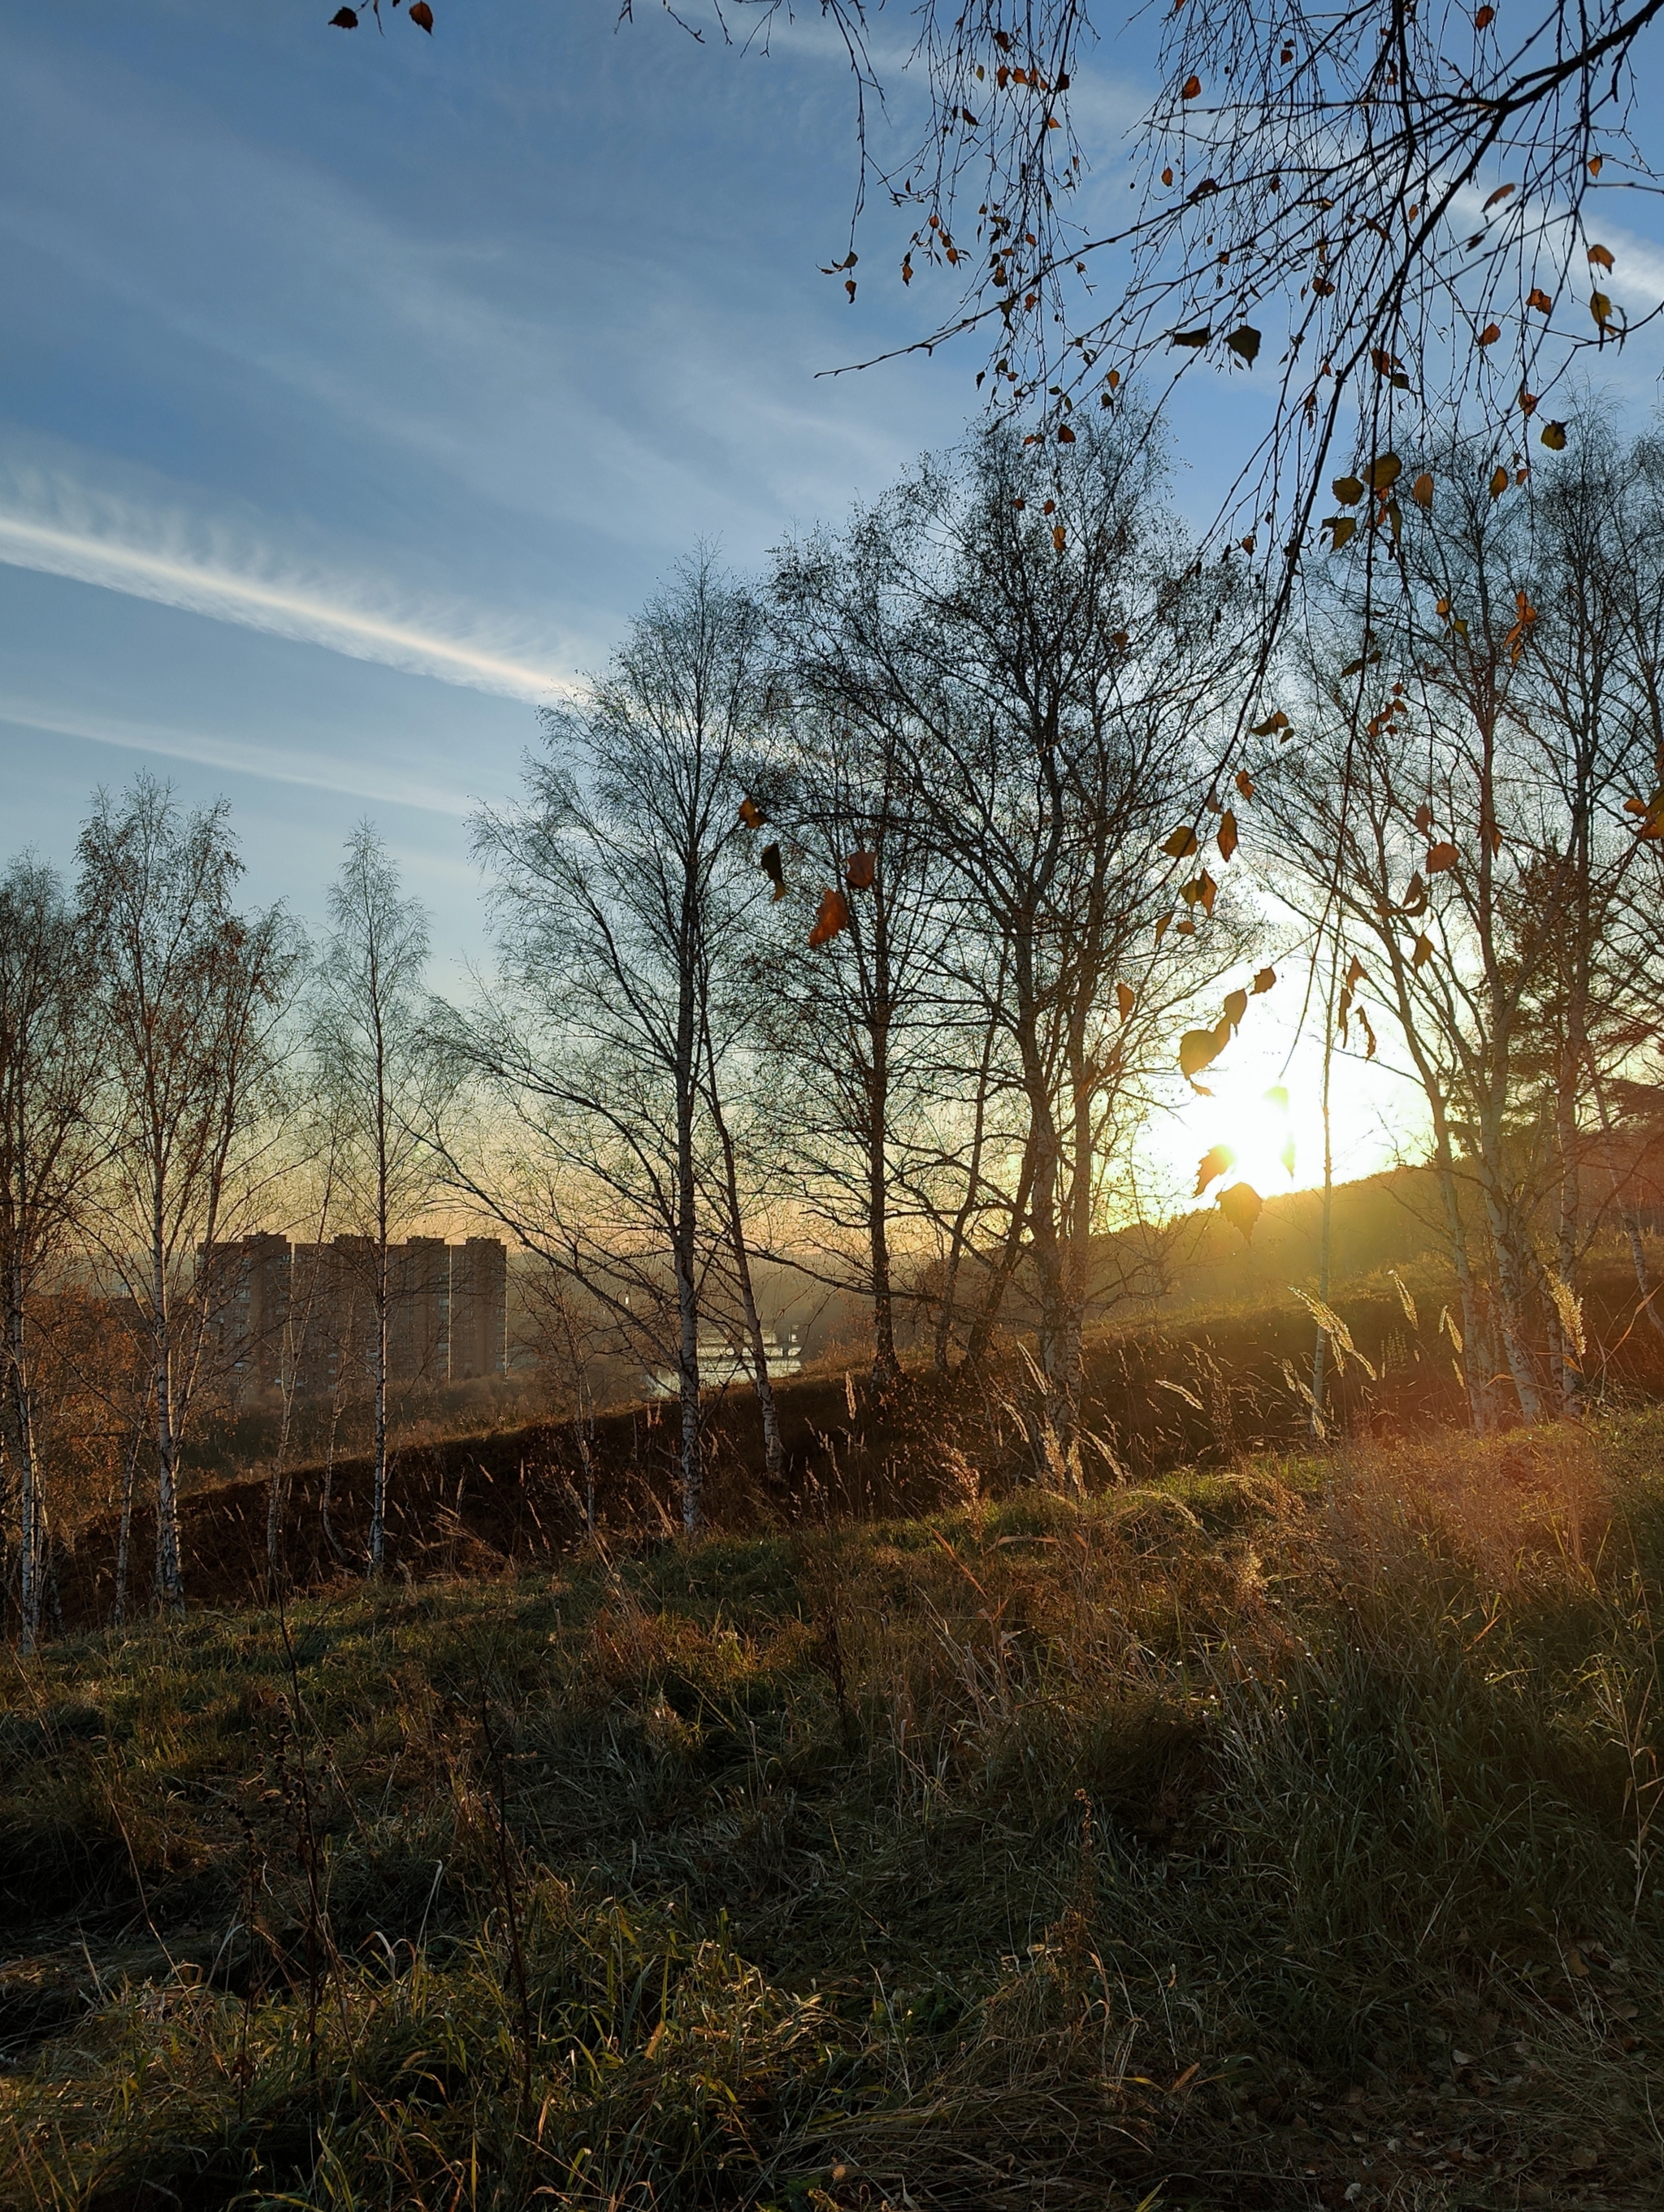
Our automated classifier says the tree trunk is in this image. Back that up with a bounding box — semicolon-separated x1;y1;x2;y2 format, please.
151;1210;184;1612
6;1272;41;1654
705;1033;783;1488
1476;1159;1543;1423
675;978;702;1535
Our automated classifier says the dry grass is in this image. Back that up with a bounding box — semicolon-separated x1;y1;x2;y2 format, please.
2;1413;1663;2207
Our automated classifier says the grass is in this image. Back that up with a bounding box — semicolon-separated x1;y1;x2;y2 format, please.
3;1413;1664;2207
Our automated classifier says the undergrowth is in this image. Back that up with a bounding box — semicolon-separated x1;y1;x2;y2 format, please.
2;1413;1663;2208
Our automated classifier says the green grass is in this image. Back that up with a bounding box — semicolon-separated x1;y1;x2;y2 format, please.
3;1416;1663;2207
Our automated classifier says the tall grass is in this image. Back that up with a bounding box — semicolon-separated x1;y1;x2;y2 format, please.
3;1414;1662;2206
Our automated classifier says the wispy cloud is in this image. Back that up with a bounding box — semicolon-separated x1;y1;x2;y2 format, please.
0;440;574;701
0;693;477;816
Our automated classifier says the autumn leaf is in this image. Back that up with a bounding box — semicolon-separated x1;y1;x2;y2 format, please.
1588;243;1614;270
1052;525;1067;553
1357;1006;1378;1059
1161;165;1174;186
1222;986;1248;1030
1400;869;1428;915
760;842;787;900
1163;825;1201;859
1170;325;1211;348
1526;287;1554;314
1366;452;1402;491
1116;980;1137;1021
808;887;851;947
1415;799;1434;830
1475;5;1495;23
1489;466;1509;499
1217;1181;1263;1242
1179;1027;1224;1080
330;5;358;20
1250;710;1289;738
1591;289;1613;327
845;849;877;891
1181;73;1202;97
1217;810;1239;861
1252;965;1276;993
1328;517;1357;550
1235;768;1254;800
1225;326;1261;365
1589;154;1604;175
1540;420;1568;450
1345;954;1367;988
1193;868;1219;915
1411;472;1434;508
1332;475;1364;505
1427;841;1459;872
1155;913;1172;946
1481;180;1512;208
1414;933;1434;967
409;1;434;25
1476;322;1502;346
1057;424;1077;444
739;795;766;829
1194;1143;1237;1196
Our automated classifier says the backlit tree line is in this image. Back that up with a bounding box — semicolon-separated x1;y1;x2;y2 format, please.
5;416;1664;1637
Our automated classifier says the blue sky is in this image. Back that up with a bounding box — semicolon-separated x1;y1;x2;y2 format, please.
6;1;1664;1195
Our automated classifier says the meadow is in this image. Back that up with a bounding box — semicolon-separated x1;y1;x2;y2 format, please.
3;1404;1661;2209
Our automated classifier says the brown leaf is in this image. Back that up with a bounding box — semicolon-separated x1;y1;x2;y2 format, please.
1217;1181;1263;1242
1413;932;1435;968
1235;768;1254;800
1588;242;1614;271
1195;868;1218;916
1589;154;1603;175
760;842;786;899
1345;954;1367;987
1163;825;1201;859
1400;870;1428;915
1475;4;1495;22
1591;288;1613;326
1250;709;1289;737
1155;913;1172;946
1481;179;1512;208
330;5;359;20
1057;424;1076;444
1526;287;1554;314
1489;466;1509;499
1358;1006;1377;1059
1415;802;1434;833
1194;1143;1237;1197
1222;986;1247;1030
409;0;434;27
808;887;850;948
1217;809;1239;861
1410;472;1434;508
1181;73;1202;97
1366;452;1402;491
1476;322;1502;345
739;795;765;829
1328;516;1357;549
1225;326;1261;365
1427;840;1459;873
1052;525;1067;553
1169;325;1211;348
1252;965;1276;993
1116;980;1136;1021
845;849;877;891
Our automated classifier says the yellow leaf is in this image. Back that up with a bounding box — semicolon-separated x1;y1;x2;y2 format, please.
1328;516;1357;549
1052;525;1067;552
1163;825;1200;858
1489;466;1509;499
1540;420;1568;451
1591;289;1613;326
1332;474;1364;505
1178;1027;1224;1079
1366;452;1402;491
1222;986;1247;1030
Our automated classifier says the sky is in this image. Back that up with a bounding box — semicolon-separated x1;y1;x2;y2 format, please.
4;0;1664;1208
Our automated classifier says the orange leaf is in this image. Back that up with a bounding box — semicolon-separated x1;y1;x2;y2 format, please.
1410;472;1433;508
1481;180;1513;210
1222;986;1247;1031
1181;73;1202;97
1413;932;1434;968
1476;322;1502;345
1345;954;1367;987
1194;1143;1236;1197
1217;810;1239;861
1235;768;1254;800
1588;242;1614;271
1217;1181;1263;1242
1252;965;1276;993
808;887;849;947
1475;4;1495;23
409;0;434;27
1116;980;1136;1021
1489;466;1509;499
1052;525;1067;553
1526;287;1554;314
